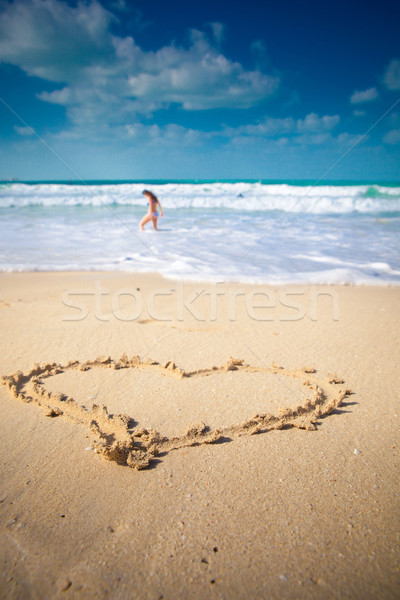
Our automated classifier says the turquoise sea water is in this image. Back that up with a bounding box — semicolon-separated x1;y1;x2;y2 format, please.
1;180;399;284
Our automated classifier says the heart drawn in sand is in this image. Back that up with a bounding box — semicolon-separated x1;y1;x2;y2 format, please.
1;355;351;471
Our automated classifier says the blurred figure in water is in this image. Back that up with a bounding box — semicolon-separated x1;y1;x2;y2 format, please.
140;190;164;231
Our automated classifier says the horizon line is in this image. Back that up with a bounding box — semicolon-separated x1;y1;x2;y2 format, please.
2;178;400;185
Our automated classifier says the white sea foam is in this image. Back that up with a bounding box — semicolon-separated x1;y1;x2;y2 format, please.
1;182;399;284
1;182;400;213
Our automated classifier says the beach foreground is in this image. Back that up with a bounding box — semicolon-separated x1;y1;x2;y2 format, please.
0;272;399;599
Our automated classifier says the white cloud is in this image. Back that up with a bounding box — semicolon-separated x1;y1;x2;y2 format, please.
0;0;279;127
123;122;208;146
390;112;400;127
337;132;366;146
250;39;268;66
14;125;35;136
350;87;379;104
383;128;400;145
0;0;114;82
353;110;366;117
296;113;340;132
223;113;339;138
251;40;267;58
125;30;278;110
384;59;400;90
226;116;294;137
293;133;331;146
208;22;225;45
52;109;343;150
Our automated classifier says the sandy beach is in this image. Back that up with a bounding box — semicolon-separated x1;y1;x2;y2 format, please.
0;271;399;599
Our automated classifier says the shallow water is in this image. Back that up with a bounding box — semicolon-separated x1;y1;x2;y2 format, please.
1;181;399;284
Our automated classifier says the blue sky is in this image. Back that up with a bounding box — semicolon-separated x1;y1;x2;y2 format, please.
0;0;399;180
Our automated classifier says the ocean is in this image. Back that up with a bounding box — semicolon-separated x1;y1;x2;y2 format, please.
1;180;399;284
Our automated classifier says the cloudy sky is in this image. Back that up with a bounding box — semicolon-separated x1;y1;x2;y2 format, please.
0;0;399;180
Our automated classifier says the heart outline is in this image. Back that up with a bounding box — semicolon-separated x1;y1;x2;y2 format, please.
1;354;351;470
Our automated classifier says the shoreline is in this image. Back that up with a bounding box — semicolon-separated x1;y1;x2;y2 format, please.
1;268;399;287
0;271;399;598
2;180;399;287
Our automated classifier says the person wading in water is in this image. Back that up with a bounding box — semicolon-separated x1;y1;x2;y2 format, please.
139;189;164;231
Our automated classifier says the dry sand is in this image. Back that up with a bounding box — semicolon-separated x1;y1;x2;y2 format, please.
0;272;399;599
